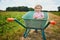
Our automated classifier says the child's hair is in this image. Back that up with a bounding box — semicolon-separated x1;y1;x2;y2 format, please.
34;5;42;9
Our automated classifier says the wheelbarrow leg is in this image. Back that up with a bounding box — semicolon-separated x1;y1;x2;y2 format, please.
23;29;30;38
41;30;46;40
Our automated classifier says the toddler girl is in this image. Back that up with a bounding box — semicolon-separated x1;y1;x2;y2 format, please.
33;5;44;33
33;5;44;19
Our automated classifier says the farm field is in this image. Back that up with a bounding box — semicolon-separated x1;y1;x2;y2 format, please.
50;11;60;16
0;11;60;40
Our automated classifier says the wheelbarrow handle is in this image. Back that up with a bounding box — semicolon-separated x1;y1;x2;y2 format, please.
50;21;56;25
44;21;56;29
7;18;26;28
7;18;14;22
14;18;26;28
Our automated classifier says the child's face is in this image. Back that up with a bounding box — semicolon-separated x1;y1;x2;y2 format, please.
34;6;42;12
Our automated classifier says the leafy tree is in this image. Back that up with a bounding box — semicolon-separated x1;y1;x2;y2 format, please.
6;6;34;11
58;6;60;11
29;8;34;11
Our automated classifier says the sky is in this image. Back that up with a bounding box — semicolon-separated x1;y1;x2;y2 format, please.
0;0;60;11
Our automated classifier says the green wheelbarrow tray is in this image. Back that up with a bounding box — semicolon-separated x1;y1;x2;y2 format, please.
7;11;56;40
22;11;49;29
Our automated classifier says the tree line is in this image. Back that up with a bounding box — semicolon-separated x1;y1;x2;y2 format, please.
0;6;60;11
6;6;34;11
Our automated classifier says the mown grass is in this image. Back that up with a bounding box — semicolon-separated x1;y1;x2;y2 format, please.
49;11;60;16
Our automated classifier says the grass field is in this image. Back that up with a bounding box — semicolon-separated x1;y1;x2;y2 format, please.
49;11;60;16
0;11;60;40
0;11;26;40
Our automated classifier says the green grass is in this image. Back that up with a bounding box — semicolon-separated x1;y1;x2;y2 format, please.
0;11;26;40
0;11;60;40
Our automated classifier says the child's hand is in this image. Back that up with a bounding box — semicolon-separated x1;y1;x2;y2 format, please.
37;17;44;19
34;16;38;19
35;16;38;19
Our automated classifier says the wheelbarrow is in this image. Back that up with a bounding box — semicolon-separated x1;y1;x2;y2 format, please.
7;11;56;40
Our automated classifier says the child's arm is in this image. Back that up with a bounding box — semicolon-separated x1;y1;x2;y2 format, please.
33;13;38;19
